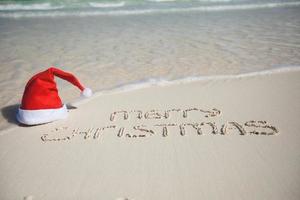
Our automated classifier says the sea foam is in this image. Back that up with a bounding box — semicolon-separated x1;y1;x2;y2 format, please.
83;66;300;100
0;3;64;11
88;2;126;8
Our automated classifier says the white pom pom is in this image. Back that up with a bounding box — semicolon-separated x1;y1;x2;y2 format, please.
81;88;92;98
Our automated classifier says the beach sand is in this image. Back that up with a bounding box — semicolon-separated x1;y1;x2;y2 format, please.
0;68;299;200
1;2;300;199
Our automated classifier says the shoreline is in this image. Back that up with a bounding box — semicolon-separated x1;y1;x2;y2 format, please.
72;65;300;106
1;66;300;133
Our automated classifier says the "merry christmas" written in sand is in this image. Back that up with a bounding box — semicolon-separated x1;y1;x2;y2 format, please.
41;107;279;143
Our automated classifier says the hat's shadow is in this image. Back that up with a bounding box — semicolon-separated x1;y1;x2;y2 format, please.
1;104;20;126
1;103;77;127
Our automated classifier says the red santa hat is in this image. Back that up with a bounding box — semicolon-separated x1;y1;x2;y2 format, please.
16;67;92;125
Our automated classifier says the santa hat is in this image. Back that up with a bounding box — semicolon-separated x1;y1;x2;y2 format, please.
16;67;92;125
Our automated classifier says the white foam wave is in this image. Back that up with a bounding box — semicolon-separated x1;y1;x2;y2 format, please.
1;1;300;18
147;0;176;2
149;0;232;2
88;2;125;8
0;3;64;11
198;0;233;2
80;66;300;101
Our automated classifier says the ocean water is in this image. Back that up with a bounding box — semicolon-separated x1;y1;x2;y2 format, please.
0;0;300;17
0;0;300;130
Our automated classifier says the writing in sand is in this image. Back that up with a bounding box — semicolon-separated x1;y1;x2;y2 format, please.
41;107;279;142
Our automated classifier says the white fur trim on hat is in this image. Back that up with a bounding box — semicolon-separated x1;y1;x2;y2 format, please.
16;104;68;125
81;88;92;98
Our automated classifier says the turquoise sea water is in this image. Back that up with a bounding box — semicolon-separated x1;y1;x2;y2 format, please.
0;0;300;17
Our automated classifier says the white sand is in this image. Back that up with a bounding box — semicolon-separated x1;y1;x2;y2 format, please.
0;68;299;199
